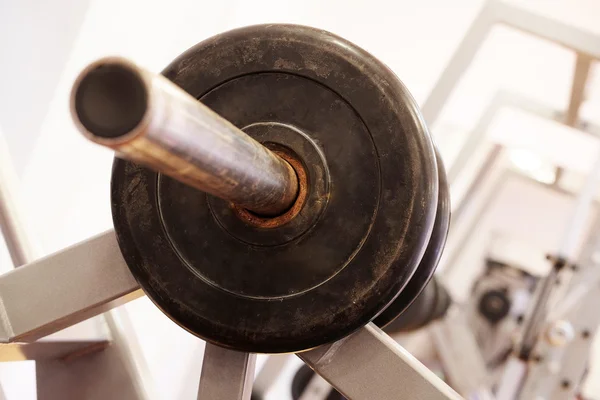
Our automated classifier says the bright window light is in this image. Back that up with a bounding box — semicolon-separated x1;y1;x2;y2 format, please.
508;148;557;184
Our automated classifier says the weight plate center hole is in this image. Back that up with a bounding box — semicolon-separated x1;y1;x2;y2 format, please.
232;145;309;229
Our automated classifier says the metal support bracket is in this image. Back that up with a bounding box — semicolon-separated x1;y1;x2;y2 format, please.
298;323;462;400
0;231;141;343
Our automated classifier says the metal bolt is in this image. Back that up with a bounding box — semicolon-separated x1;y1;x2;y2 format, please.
546;320;575;347
582;329;591;339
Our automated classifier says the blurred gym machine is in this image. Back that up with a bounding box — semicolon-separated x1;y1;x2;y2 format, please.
425;1;600;395
0;0;599;399
433;177;600;400
467;257;539;376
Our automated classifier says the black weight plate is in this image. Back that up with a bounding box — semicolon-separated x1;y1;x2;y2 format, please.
111;24;438;353
383;278;451;334
375;149;450;328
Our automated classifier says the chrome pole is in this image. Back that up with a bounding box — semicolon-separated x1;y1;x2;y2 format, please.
71;57;298;216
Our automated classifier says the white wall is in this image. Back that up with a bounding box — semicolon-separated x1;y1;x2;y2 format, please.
0;0;92;173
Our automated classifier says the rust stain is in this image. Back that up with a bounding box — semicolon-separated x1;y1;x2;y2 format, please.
232;148;308;229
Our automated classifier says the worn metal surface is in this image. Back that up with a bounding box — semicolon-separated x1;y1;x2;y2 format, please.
71;58;298;216
197;344;255;400
0;230;141;342
111;24;438;353
206;124;329;247
231;147;308;229
298;323;462;400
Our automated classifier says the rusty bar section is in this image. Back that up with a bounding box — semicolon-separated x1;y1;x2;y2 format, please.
70;57;298;216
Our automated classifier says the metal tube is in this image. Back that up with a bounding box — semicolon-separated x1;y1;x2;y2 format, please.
70;57;298;216
298;323;462;400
